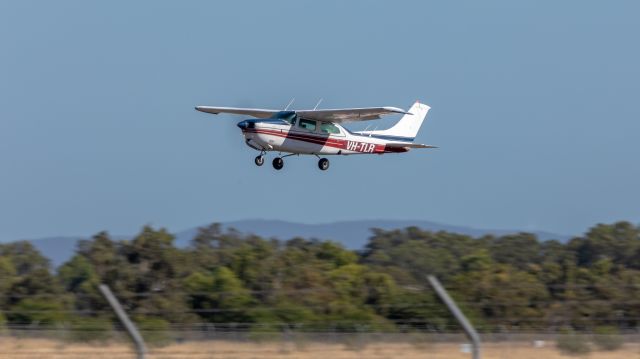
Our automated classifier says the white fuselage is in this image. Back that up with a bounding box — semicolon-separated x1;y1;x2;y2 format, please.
240;119;409;155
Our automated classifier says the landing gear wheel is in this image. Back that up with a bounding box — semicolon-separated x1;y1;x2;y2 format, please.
318;158;330;171
272;157;284;170
254;155;265;166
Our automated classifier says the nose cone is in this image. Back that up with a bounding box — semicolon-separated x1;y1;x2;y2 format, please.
237;120;248;129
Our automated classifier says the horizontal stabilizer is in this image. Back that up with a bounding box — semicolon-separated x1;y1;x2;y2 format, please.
386;142;438;149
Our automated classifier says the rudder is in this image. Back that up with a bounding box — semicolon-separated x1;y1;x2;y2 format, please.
364;101;430;141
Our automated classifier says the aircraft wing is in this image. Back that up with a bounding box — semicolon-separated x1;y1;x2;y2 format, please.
195;105;411;122
385;142;438;149
297;107;410;122
195;106;279;119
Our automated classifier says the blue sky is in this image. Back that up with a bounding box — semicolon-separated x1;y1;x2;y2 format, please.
1;1;639;241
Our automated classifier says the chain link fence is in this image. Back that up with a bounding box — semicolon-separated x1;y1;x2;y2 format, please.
1;323;639;358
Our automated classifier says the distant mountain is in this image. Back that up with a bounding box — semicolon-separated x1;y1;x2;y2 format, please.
24;219;570;268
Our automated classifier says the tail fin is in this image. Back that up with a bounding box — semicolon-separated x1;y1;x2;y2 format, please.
363;101;430;141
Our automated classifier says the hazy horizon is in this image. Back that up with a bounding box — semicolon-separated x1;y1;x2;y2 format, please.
9;216;612;243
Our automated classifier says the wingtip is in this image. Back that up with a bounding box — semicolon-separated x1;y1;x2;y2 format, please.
195;106;220;115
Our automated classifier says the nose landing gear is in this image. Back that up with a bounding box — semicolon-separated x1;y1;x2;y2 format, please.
254;155;265;166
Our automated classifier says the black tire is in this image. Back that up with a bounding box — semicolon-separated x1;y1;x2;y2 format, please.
272;157;284;170
318;158;330;171
254;155;264;166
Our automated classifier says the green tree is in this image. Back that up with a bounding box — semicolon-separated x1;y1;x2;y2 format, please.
363;228;481;284
570;222;640;268
489;233;543;270
121;226;191;322
0;241;50;275
58;255;103;311
183;267;252;323
0;256;17;295
453;260;550;329
8;298;66;325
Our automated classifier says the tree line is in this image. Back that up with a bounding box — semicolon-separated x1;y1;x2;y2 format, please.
1;221;639;332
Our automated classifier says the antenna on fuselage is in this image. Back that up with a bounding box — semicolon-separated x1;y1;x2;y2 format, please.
361;124;377;137
284;98;295;111
313;98;324;110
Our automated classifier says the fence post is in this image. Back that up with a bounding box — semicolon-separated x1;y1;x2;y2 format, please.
98;284;148;359
427;275;481;359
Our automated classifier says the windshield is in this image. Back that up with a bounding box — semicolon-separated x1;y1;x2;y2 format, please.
271;111;297;124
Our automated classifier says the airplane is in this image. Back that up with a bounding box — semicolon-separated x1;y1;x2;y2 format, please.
195;100;436;171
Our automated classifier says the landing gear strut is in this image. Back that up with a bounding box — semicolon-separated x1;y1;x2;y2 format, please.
272;157;284;170
318;158;329;171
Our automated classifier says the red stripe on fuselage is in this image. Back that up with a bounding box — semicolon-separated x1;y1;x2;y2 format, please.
243;128;407;153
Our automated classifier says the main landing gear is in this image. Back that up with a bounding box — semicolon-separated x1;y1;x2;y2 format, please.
317;158;329;171
272;157;284;170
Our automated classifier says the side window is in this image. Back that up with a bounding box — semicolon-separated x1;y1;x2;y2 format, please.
298;119;317;131
320;122;341;135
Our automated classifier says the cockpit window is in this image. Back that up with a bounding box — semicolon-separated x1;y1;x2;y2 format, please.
298;119;317;131
320;122;341;134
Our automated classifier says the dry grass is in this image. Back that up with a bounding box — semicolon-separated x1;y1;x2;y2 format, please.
0;337;638;359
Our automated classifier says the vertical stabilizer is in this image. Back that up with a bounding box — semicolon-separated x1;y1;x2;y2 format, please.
361;101;430;141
